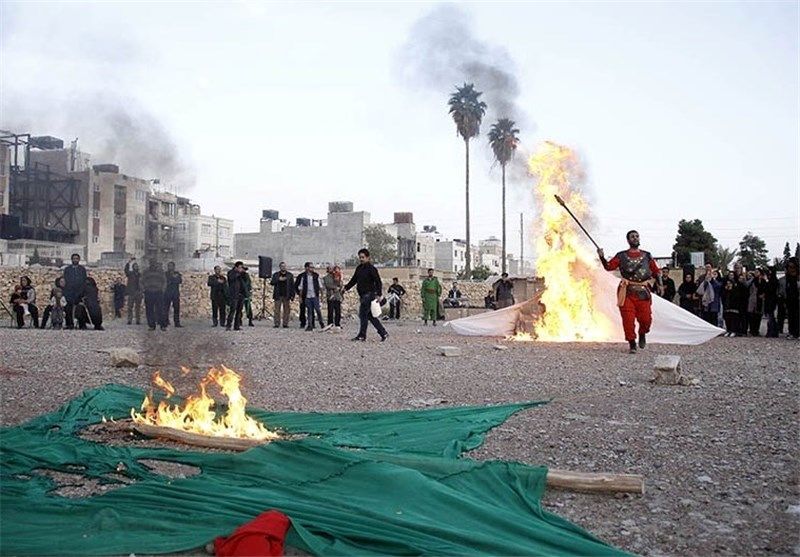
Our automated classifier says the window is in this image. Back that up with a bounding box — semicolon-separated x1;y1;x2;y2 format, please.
92;236;99;244
417;242;421;252
135;190;147;202
135;215;145;226
93;183;101;192
135;240;145;251
219;227;229;238
201;224;212;235
92;210;100;218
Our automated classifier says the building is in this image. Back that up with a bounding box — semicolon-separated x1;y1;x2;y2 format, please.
477;236;503;274
383;212;417;267
0;141;9;216
435;239;468;274
234;201;369;266
175;201;234;259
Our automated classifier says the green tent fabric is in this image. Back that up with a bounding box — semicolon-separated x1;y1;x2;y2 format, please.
0;384;628;556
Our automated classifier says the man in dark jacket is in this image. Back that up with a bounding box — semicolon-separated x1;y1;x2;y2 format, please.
344;248;388;342
494;273;515;309
124;258;142;325
226;261;246;331
63;253;87;329
657;267;676;302
387;278;406;319
142;260;167;331
270;262;294;328
163;261;183;328
207;265;228;327
295;262;324;331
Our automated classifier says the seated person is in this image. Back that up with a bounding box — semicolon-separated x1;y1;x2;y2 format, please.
484;289;496;310
10;285;27;329
443;281;463;308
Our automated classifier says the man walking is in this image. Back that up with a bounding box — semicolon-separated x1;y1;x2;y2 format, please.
344;248;388;341
270;262;294;328
207;265;228;327
63;253;87;330
421;269;441;325
142;260;167;331
226;261;246;331
296;262;324;331
598;230;662;353
387;277;406;320
124;257;142;324
163;261;183;328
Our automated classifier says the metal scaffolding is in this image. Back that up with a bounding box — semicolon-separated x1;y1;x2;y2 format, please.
1;133;81;243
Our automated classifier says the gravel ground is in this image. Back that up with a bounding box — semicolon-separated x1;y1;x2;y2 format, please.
1;317;798;556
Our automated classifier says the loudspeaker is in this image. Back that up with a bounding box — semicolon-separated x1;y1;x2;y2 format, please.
0;214;22;240
258;256;273;279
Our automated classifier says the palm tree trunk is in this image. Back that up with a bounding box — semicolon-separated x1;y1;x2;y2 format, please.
464;138;472;275
501;163;506;275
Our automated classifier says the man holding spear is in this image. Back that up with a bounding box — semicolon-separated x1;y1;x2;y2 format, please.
554;195;661;353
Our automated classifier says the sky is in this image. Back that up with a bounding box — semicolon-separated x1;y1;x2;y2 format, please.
1;1;798;262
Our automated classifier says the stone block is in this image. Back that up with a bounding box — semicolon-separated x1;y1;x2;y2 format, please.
109;347;140;367
438;346;462;357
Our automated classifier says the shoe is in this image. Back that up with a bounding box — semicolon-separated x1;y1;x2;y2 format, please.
225;326;231;331
305;327;314;331
282;325;289;328
432;321;437;327
234;326;241;331
380;332;389;342
424;320;427;326
351;336;366;341
149;327;156;331
638;333;646;349
127;321;132;325
160;326;167;331
628;340;637;354
273;324;280;328
95;325;104;331
213;323;218;327
248;321;254;327
175;324;183;328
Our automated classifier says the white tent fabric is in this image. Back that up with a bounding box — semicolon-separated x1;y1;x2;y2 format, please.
449;271;724;345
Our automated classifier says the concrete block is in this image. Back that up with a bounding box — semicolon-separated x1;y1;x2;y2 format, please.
109;347;140;368
652;355;691;386
438;346;462;357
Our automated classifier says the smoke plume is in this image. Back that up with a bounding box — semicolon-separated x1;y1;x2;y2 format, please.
397;4;530;130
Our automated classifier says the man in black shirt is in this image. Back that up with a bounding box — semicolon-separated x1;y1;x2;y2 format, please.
207;265;228;327
344;248;388;341
63;253;87;329
387;277;406;319
269;262;294;328
226;261;246;331
657;267;676;302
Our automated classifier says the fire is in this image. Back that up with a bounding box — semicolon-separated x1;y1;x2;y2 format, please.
523;141;613;341
131;366;279;441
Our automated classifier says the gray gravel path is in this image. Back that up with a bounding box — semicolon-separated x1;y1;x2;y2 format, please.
1;317;798;556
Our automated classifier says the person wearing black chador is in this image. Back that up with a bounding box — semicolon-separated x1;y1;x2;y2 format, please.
163;261;183;328
76;276;104;331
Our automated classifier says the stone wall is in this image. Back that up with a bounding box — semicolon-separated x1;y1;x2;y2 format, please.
0;267;489;321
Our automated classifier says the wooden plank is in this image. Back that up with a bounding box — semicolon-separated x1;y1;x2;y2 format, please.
132;423;266;451
546;469;645;494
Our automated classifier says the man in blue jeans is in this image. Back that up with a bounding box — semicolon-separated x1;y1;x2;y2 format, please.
296;262;324;331
344;248;388;342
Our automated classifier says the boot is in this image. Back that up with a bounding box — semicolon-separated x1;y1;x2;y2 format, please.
628;340;637;354
638;333;647;349
248;319;254;327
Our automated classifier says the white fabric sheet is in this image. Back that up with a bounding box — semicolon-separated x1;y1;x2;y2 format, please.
448;271;724;345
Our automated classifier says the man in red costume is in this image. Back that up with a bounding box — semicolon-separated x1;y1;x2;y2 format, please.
598;230;662;353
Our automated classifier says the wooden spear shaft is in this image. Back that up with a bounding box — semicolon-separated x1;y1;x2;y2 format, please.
554;195;601;250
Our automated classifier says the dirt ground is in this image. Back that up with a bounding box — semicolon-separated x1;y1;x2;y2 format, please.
1;316;798;556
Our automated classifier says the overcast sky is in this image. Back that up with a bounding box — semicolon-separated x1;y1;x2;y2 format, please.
1;1;797;261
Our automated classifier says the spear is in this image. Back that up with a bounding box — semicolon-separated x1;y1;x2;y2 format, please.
554;195;601;250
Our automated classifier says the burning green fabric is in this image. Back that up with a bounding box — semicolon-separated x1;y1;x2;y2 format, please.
0;384;627;556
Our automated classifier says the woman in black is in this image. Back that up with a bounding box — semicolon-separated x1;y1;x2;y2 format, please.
20;276;39;328
763;268;780;337
76;277;104;331
39;276;66;329
677;274;697;314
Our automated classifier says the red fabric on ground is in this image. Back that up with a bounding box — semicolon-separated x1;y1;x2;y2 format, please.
618;295;652;341
214;510;291;557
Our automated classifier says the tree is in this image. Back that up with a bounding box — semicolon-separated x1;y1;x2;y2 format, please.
29;247;41;265
783;242;792;264
448;83;487;275
363;225;397;265
672;219;718;266
795;242;800;261
737;232;769;270
470;265;493;281
715;246;738;272
488;118;520;275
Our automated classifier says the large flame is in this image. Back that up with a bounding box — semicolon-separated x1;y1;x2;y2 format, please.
526;141;614;341
131;366;279;441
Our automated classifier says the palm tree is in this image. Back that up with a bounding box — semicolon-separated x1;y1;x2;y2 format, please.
448;83;487;274
488;118;520;274
716;246;738;272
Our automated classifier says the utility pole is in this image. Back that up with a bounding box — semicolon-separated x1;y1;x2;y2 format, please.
519;212;524;275
215;216;220;258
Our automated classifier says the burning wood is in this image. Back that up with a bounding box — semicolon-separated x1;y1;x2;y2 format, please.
130;366;280;443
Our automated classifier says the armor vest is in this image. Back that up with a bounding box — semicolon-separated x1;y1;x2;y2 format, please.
616;250;653;283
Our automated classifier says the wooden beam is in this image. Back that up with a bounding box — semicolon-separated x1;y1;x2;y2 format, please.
546;469;644;494
132;423;267;451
